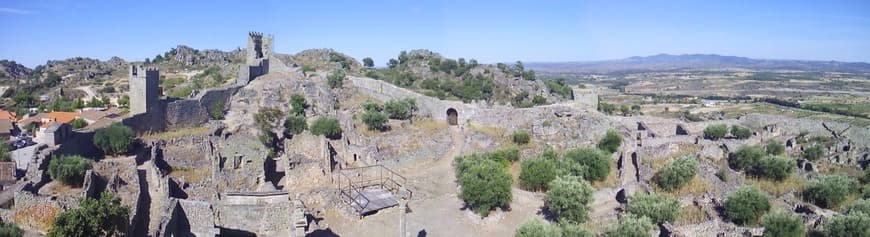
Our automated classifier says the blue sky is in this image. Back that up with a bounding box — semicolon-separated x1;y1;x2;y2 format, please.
1;0;869;67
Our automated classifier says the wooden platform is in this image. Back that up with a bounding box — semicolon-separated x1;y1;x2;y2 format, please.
349;187;398;215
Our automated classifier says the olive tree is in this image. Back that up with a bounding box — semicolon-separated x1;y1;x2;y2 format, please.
703;124;728;140
597;129;622;154
455;155;512;217
823;212;870;237
514;219;562;237
724;186;770;225
654;156;698;191
729;145;765;170
752;156;794;181
626;192;680;224
93;123;134;155
765;140;785;155
563;147;611;181
803;175;858;208
801;144;824;161
310;117;342;139
544;175;594;223
0;220;22;237
761;211;805;237
48;191;129;237
603;214;655;237
730;125;752;139
48;155;92;185
519;156;558;191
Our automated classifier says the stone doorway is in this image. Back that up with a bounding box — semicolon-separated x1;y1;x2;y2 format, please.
447;108;458;126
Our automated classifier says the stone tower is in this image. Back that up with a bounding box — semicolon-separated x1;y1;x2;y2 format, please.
237;32;273;85
129;65;159;115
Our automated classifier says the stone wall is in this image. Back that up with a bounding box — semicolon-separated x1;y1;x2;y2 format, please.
165;99;208;127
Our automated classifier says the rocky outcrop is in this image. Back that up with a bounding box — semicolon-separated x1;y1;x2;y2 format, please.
164;45;241;68
0;60;32;80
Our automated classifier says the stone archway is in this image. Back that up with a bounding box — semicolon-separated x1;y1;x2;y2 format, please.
446;108;458;126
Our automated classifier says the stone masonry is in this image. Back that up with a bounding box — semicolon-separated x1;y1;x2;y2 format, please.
129;65;159;115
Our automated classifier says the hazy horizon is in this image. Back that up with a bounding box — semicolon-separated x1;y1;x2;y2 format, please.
2;0;869;67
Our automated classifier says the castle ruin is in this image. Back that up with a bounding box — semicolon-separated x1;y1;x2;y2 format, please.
129;65;159;115
237;32;273;85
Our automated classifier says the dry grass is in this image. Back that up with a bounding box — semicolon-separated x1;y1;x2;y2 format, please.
676;205;708;225
141;126;210;140
592;160;620;188
656;175;710;196
743;174;807;196
13;203;60;232
645;144;701;170
468;123;504;139
412;117;447;133
169;165;209;184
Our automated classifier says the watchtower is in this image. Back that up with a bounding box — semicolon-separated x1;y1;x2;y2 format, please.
237;32;273;85
129;65;159;115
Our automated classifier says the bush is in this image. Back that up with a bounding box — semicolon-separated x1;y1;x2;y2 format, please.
48;191;129;237
455;156;512;216
383;98;417;120
48;155;92;185
519;156;558;191
310;117;341;138
283;114;307;137
863;184;870;199
765;140;785;155
559;224;594;237
844;199;870;216
545;176;594;223
360;110;388;131
761;211;805;237
301;65;315;76
731;125;752;139
803;175;859;208
724;186;770;225
515;219;562;237
0;144;10;162
71;118;88;129
597;129;622;154
289;93;307;116
654;156;698;191
625;192;680;224
0;221;22;237
703;124;728;140
544;78;573;98
562;147;611;181
802;144;824;161
327;69;346;88
486;146;521;167
93;123;134;155
209;101;224;119
729;145;765;171
823;212;870;237
512;130;531;145
603;214;655;237
752;156;794;181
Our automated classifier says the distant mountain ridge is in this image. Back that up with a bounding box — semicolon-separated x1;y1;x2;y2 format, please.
527;54;870;74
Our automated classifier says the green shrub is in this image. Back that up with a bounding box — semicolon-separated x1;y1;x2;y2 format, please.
761;211;805;237
383;98;416;120
519;156;558;191
515;219;562;237
283;114;307;137
765;140;785;155
310;117;341;138
563;147;610;181
327;69;346;88
654;156;698;191
626;192;680;224
360;110;388;131
703;124;728;140
93;123;134;155
71;118;88;129
823;212;870;237
863;184;870;199
803;175;858;208
512;130;531;145
48;191;129;237
289;93;307;116
486;146;521;167
559;224;594;237
729;145;765;171
455;156;512;216
731;125;752;139
752;156;794;181
0;143;10;162
48;155;92;185
545;176;594;223
209;101;224;119
301;65;315;76
597;129;622;154
844;199;870;216
603;214;655;237
0;220;22;237
724;186;770;225
544;78;573;98
802;144;824;161
532;95;547;105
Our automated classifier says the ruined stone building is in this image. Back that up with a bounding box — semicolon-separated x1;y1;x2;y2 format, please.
129;65;159;115
237;32;273;85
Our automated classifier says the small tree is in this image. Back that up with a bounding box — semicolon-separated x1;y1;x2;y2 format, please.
289;93;307;116
803;175;858;208
512;130;531;145
0;143;10;162
360;110;388;131
383;98;416;120
301;65;315;76
731;125;752;139
48;191;129;237
559;224;594;237
844;199;870;216
703;124;728;140
93;123;134;155
724;186;770;225
654;156;698;191
765;140;785;155
802;144;824;161
603;214;655;237
455;156;512;216
563;147;611;181
209;101;224;120
310;117;341;139
48;155;92;186
70;118;88;129
545;175;594;223
362;57;374;68
0;220;22;237
515;219;562;237
283;114;307;137
761;211;805;237
752;156;794;181
597;129;622;154
729;145;765;171
327;69;346;89
519;156;558;191
626;192;680;224
823;212;870;237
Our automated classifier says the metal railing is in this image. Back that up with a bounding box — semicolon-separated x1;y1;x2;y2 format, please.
337;164;410;215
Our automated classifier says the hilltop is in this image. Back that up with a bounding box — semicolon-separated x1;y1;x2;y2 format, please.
528;54;870;74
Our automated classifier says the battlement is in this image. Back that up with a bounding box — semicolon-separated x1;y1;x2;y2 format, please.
130;65;160;77
249;31;264;38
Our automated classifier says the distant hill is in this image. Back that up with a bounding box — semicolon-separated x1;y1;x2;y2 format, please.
527;54;870;74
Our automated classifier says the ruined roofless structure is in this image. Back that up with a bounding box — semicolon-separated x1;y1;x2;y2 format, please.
236;31;273;85
129;65;159;115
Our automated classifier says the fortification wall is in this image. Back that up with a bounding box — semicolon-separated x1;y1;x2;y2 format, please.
165;99;208;128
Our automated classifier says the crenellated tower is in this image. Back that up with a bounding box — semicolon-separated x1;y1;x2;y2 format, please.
237;32;273;85
129;65;159;115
